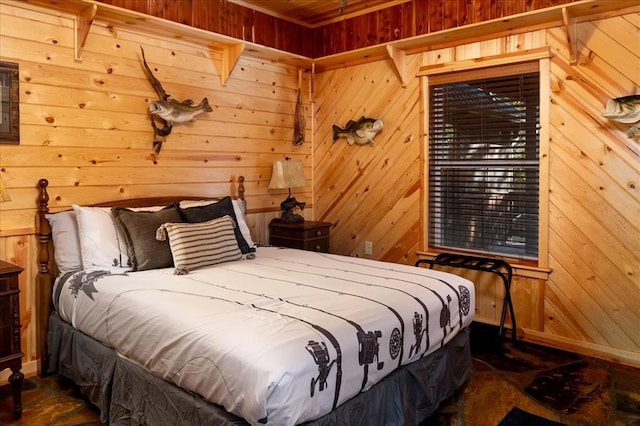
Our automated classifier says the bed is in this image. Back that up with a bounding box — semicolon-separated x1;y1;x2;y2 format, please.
35;176;475;425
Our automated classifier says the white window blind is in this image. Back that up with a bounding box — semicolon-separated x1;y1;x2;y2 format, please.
428;67;540;259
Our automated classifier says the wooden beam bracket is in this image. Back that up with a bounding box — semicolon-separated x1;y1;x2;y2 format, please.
74;3;96;61
562;7;578;65
218;43;246;85
385;45;407;87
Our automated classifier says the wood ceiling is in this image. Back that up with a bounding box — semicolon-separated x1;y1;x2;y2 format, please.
227;0;409;27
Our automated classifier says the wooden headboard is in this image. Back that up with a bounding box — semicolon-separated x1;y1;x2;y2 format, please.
35;176;245;376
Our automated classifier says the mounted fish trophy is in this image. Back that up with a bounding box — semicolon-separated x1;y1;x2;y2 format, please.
140;47;213;154
601;95;640;138
333;116;383;146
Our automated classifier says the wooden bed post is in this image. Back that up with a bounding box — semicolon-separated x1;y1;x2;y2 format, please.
36;179;53;377
237;175;245;201
235;176;247;216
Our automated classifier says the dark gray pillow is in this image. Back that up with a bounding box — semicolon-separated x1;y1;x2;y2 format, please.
177;196;253;254
112;206;182;271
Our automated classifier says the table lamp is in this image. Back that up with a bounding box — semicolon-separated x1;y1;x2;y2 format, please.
268;157;307;223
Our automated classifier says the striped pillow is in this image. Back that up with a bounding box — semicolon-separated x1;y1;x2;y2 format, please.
156;215;242;275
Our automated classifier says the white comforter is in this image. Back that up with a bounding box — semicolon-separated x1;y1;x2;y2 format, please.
54;247;475;425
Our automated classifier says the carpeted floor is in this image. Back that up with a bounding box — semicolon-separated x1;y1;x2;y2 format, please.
2;323;639;425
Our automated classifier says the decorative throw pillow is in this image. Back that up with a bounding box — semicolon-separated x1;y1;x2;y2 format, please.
72;205;130;272
178;196;255;255
178;199;220;208
179;198;255;251
112;206;182;271
46;211;83;273
231;199;256;251
156;215;242;275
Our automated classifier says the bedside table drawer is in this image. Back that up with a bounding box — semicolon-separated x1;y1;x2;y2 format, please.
273;226;329;240
303;238;329;253
270;236;329;253
269;219;332;253
0;276;19;294
303;227;329;239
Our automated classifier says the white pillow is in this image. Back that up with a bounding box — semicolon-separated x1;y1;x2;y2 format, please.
232;199;256;250
72;205;130;272
128;205;166;212
46;211;82;273
178;199;219;208
156;215;242;275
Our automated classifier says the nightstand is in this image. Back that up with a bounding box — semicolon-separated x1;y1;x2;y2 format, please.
269;219;332;253
0;260;24;419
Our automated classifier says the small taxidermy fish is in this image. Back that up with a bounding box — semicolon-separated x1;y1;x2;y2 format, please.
140;46;213;153
601;94;640;137
148;98;213;124
333;116;383;146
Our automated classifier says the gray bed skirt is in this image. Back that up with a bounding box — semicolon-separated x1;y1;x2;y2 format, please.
48;312;472;425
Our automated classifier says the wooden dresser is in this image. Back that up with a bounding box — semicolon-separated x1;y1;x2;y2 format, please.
269;219;332;253
0;260;24;419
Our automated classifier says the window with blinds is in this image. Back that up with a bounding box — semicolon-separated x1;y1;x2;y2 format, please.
428;65;540;259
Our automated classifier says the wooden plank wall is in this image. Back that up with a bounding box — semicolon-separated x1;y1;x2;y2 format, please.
1;0;638;373
0;0;311;372
315;0;576;56
543;15;640;357
313;13;640;365
313;31;548;332
97;0;576;58
100;0;314;56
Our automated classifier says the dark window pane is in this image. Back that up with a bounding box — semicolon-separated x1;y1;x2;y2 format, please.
428;72;539;259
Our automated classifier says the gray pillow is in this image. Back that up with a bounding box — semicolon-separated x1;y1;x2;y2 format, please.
112;206;182;271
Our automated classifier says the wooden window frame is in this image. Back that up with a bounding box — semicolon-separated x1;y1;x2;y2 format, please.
417;48;551;272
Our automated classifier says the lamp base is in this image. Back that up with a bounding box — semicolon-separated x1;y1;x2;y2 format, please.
280;196;305;223
281;211;304;223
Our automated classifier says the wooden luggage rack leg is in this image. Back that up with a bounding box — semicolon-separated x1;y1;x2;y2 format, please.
415;253;516;342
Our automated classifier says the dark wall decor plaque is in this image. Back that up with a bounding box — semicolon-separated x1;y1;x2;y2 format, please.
0;62;19;144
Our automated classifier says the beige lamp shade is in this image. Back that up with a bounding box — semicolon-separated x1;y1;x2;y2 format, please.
268;159;307;190
0;175;11;203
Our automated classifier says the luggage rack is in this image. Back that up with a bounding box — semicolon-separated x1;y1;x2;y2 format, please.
415;253;516;342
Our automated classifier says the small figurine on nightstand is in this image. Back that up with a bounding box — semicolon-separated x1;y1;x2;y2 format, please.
280;196;305;223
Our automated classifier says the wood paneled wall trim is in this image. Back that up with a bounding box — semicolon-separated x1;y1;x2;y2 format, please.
17;0;639;80
14;0;312;70
417;47;552;77
523;329;640;368
0;228;35;238
229;0;413;28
